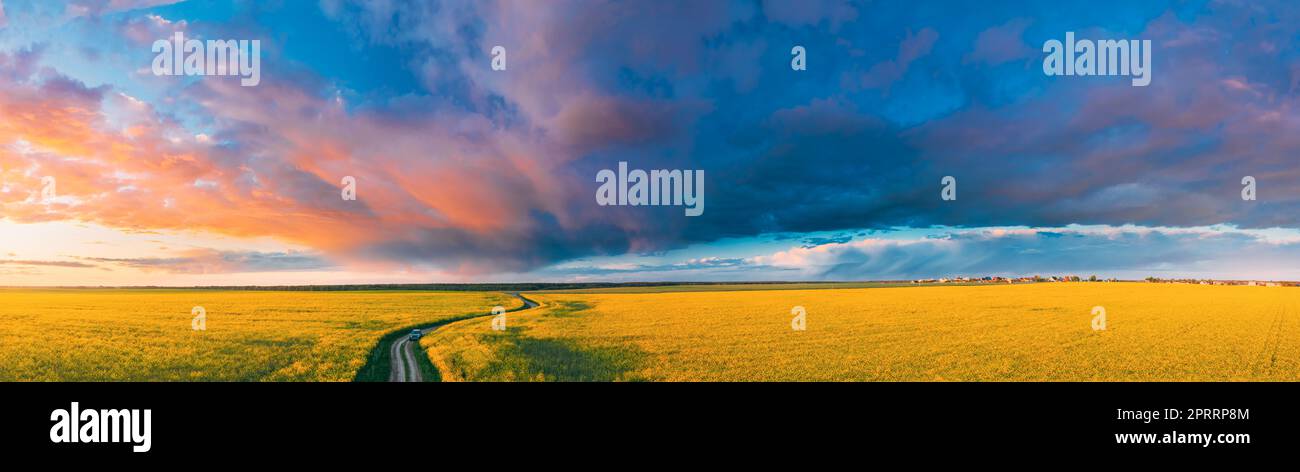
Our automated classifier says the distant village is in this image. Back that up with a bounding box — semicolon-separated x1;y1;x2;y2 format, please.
910;275;1294;287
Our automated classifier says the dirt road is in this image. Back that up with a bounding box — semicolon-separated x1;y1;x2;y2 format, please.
388;292;537;382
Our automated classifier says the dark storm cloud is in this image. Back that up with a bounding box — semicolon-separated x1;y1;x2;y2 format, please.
317;0;1300;271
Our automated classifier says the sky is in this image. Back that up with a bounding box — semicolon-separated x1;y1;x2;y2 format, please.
2;0;1300;285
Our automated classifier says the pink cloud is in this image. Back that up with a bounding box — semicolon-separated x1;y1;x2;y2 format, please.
860;28;939;90
119;14;187;45
549;94;707;154
65;0;185;18
964;18;1034;65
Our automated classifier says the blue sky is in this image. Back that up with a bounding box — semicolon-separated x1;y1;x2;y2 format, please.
2;0;1300;285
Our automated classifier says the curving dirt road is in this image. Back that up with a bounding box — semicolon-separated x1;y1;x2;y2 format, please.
389;292;538;382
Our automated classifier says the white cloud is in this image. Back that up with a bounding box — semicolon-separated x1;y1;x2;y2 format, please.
746;225;1300;281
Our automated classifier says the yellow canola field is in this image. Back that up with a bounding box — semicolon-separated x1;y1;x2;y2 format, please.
426;283;1300;381
0;289;511;381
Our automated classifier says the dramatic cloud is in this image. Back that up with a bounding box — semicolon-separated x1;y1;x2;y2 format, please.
2;0;1300;283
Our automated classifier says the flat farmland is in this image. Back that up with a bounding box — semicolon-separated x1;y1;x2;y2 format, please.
0;289;512;381
424;283;1300;381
